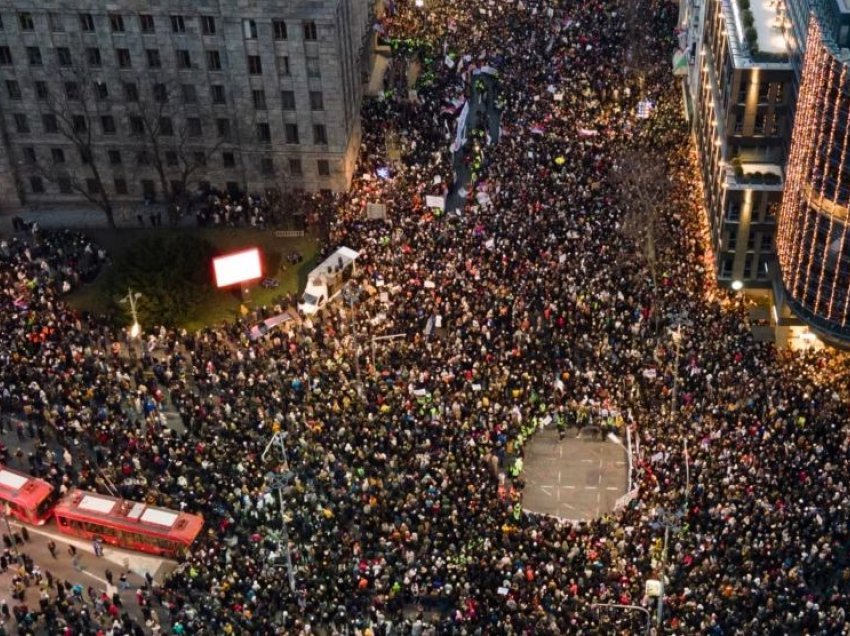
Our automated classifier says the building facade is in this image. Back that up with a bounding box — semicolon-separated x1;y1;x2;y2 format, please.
689;0;794;287
0;0;374;208
776;6;850;343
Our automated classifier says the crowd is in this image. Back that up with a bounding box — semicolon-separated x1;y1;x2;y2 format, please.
2;0;850;634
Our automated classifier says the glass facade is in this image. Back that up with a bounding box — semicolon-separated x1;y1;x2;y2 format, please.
777;15;850;339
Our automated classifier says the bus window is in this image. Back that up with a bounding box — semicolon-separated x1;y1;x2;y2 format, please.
57;516;69;527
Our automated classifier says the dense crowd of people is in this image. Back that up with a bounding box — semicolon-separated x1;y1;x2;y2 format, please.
2;0;850;634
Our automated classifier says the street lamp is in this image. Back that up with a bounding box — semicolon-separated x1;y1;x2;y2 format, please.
731;279;744;291
119;289;143;338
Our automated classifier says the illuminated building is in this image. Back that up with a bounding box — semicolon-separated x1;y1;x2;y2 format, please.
687;0;793;287
776;7;850;343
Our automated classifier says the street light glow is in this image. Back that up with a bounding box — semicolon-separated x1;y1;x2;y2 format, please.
731;280;744;291
129;322;141;339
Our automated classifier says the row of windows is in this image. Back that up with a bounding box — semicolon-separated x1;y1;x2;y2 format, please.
4;77;325;112
11;111;328;145
3;12;318;41
27;158;332;195
0;44;317;77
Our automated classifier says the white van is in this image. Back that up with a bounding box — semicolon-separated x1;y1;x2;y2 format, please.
297;246;360;315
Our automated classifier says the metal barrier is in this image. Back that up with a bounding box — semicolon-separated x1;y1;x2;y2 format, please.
273;230;305;238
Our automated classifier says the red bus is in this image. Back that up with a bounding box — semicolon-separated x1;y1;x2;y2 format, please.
0;465;54;525
53;489;204;558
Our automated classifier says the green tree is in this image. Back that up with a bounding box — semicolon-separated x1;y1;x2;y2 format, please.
108;234;216;327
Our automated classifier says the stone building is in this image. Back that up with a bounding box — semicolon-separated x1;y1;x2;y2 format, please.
0;0;374;208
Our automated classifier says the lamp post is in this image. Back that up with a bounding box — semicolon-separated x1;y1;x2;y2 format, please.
119;289;142;338
591;603;651;636
263;424;296;593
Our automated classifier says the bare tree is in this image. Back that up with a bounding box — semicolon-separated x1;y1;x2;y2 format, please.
34;66;117;228
128;80;224;215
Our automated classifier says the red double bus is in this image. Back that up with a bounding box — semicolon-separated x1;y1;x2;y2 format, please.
0;466;54;525
53;489;204;558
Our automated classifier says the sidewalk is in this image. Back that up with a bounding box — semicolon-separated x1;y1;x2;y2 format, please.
1;203;187;234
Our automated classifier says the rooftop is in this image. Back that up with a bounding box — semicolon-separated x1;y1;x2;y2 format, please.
724;0;791;67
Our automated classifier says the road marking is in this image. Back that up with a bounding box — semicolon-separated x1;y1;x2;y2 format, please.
615;461;626;466
563;485;576;490
606;487;619;491
584;486;597;490
540;486;553;496
580;459;594;464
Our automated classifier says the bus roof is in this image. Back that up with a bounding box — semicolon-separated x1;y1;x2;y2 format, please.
0;466;54;507
306;246;359;282
55;489;203;542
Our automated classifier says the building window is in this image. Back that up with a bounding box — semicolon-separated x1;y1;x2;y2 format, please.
201;16;216;35
243;19;258;39
248;55;263;75
211;85;226;104
48;13;63;32
30;176;44;194
257;123;271;143
124;82;139;102
86;179;100;194
0;47;12;65
726;231;737;251
313;124;328;145
159;117;174;136
72;115;87;133
27;47;43;66
720;257;733;279
129;116;144;136
146;49;161;68
171;15;186;33
317;159;330;176
108;149;121;165
284;124;299;144
101;115;116;135
727;201;740;221
0;15;3;30
774;83;784;103
58;177;72;194
281;90;296;110
273;20;287;40
109;14;125;32
303;21;318;41
57;47;72;67
216;118;231;138
222;151;235;167
187;117;202;137
80;13;95;32
65;82;80;101
207;50;222;71
141;180;155;198
19;12;34;31
42;114;58;134
35;81;48;100
261;157;275;175
14;114;30;134
176;49;191;69
86;47;102;67
289;158;302;176
116;48;132;68
253;89;267;110
309;91;324;111
79;148;92;164
52;148;66;163
22;147;36;163
115;178;128;195
278;55;291;76
193;151;207;166
743;256;753;279
181;84;197;104
94;81;109;101
5;80;21;100
165;151;178;166
306;56;320;78
139;14;155;33
136;150;150;165
757;82;770;103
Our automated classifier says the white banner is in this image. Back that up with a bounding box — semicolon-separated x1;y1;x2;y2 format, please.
450;101;470;153
425;195;445;210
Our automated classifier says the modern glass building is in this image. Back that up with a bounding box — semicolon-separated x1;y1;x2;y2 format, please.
777;3;850;343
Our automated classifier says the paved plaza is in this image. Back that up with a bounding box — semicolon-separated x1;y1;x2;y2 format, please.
521;428;629;521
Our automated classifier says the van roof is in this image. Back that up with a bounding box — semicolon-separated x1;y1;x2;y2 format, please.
307;246;359;281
